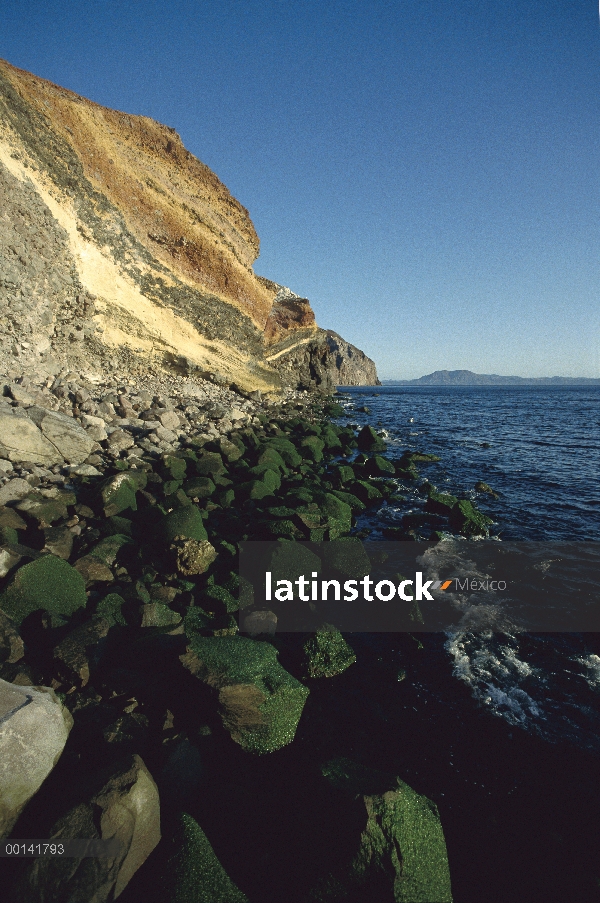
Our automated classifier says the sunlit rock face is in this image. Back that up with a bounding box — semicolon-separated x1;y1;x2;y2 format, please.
0;58;378;391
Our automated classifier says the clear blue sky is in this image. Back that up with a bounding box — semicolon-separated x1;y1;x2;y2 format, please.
1;0;599;378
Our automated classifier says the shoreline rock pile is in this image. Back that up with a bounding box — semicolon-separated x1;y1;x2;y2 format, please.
0;369;458;901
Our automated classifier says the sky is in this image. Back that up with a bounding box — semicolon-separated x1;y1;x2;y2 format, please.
1;0;599;379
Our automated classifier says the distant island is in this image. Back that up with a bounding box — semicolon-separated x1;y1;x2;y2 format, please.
381;369;600;386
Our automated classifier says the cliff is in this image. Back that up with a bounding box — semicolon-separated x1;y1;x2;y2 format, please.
0;59;378;392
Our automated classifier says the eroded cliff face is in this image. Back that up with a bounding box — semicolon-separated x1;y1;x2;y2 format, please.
0;59;378;392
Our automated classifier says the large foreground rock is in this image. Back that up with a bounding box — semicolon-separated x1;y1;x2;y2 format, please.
0;408;95;466
12;754;161;902
180;636;309;754
0;680;73;838
158;812;248;902
0;555;87;626
310;758;453;902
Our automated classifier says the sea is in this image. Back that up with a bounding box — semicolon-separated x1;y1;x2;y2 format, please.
333;385;600;902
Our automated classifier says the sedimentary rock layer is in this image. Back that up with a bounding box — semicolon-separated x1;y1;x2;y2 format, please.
0;58;378;391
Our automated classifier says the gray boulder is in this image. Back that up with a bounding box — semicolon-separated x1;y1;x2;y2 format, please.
0;679;73;838
0;478;34;506
37;410;95;465
0;410;62;466
0;406;95;466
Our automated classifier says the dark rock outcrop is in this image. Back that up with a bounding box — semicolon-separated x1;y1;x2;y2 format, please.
269;329;379;392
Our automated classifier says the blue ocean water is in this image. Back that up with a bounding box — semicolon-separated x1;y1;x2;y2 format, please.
338;385;600;753
341;385;600;542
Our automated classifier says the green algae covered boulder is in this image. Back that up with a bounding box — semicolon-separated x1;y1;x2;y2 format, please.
321;538;371;581
203;584;239;613
15;491;72;527
158;812;248;903
162;454;188;481
96;592;127;626
449;499;493;537
330;490;366;513
475;481;499;499
332;464;355;487
300;435;325;463
311;758;453;902
100;471;147;516
257;446;288;473
218;437;244;462
183;476;216;499
303;626;356;678
237;478;273;500
180;636;309;754
350;480;383;506
194;452;226;478
356;425;386;453
425;491;458;515
269;540;322;590
161;507;208;543
364;455;396;477
320;425;342;451
264;437;303;468
248;466;281;491
321;493;352;539
0;555;86;625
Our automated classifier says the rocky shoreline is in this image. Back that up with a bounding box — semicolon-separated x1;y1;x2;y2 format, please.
0;368;509;901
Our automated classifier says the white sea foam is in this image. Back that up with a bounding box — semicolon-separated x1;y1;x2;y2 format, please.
573;654;600;689
445;630;543;726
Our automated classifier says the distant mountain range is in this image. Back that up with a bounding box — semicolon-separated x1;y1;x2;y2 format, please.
382;370;600;386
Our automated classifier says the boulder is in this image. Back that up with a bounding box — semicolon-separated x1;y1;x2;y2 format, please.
0;546;23;579
448;499;493;537
107;429;136;454
303;626;356;678
364;455;396;477
37;410;95;464
475;481;499;499
321;493;352;539
157;812;248;903
81;413;109;442
161;507;208;543
74;534;131;586
53;616;113;687
11;754;161;902
0;478;35;506
42;525;75;560
311;758;453;902
15;489;75;527
242;610;277;637
101;472;142;516
140;602;182;628
300;435;325;463
349;480;383;506
174;539;217;576
180;636;309;754
0;410;62;465
194;452;226;478
356;425;386;453
425;491;458;516
0;555;87;626
183;476;215;499
0;680;73;838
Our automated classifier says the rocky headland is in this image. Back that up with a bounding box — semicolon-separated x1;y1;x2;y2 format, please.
0;59;466;903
